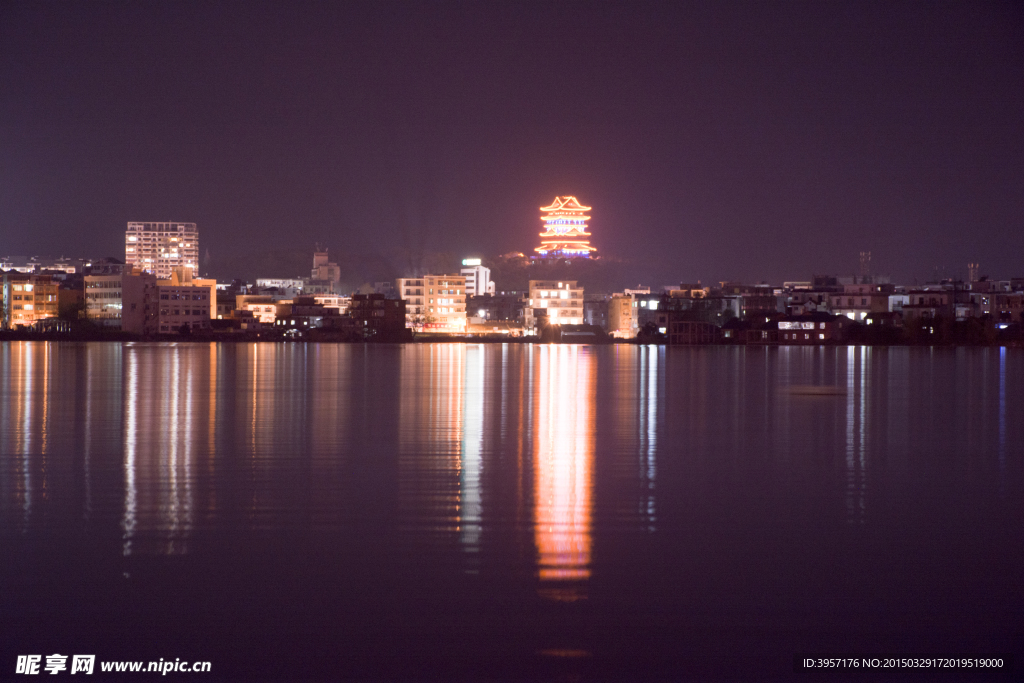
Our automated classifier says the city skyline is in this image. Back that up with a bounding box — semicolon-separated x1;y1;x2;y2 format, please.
1;1;1021;287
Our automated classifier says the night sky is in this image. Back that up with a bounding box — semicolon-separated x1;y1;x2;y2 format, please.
1;0;1022;286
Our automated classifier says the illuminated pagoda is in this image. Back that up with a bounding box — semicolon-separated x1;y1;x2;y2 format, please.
534;196;597;259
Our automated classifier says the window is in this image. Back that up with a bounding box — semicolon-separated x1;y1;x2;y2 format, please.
819;334;825;340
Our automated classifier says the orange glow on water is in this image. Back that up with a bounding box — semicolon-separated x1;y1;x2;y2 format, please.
533;345;595;582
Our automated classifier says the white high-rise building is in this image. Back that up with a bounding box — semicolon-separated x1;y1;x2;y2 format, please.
125;222;199;279
460;259;493;296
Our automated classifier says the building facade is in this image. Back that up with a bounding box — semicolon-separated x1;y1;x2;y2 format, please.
2;273;60;329
526;280;584;332
828;283;894;321
157;284;212;333
125;222;199;279
348;293;408;340
85;263;129;327
396;275;466;333
460;259;493;296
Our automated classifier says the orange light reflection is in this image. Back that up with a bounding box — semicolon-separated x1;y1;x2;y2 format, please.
534;345;595;583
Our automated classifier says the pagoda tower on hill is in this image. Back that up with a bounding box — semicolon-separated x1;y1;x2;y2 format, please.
534;196;597;259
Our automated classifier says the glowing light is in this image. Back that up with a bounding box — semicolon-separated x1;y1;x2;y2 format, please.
535;196;597;258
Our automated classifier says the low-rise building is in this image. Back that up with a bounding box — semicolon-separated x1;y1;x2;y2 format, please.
347;293;408;340
467;293;524;326
157;284;212;333
2;272;60;329
901;288;952;323
314;295;350;314
525;280;583;333
607;293;638;338
777;313;849;344
828;283;894;321
665;320;721;345
84;262;158;334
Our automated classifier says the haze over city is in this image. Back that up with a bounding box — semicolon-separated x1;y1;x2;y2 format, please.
2;1;1022;286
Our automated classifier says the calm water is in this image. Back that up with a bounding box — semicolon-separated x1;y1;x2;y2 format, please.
1;342;1022;681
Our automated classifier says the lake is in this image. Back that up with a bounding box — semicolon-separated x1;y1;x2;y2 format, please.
1;342;1021;680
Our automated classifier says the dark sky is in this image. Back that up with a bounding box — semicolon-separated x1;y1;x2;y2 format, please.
1;0;1022;285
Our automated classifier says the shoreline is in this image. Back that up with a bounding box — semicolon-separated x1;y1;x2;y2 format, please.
0;331;1021;348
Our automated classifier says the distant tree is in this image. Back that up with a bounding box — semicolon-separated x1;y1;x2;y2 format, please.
58;299;86;321
636;321;665;344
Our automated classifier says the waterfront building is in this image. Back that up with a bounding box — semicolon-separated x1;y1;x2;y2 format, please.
534;196;597;259
606;287;661;338
313;295;350;314
84;262;159;334
608;293;638;339
125;222;199;279
828;283;894;321
85;262;129;327
718;282;779;319
156;273;212;333
777;313;850;344
348;293;409;340
396;275;466;333
1;272;60;329
901;288;953;323
273;296;345;332
158;267;217;319
525;280;584;333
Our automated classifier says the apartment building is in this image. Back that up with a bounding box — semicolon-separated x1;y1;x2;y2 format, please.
2;272;60;329
125;222;199;279
525;280;584;333
157;285;212;333
396;274;466;333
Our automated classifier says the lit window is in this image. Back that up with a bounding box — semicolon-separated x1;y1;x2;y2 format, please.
819;334;825;340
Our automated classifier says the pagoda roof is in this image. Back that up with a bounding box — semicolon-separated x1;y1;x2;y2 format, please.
540;196;592;212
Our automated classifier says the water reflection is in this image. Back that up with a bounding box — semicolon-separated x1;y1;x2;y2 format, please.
122;345;200;555
533;346;595;587
845;346;868;524
999;347;1007;495
461;345;484;557
1;341;1021;604
639;346;659;531
399;345;466;542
